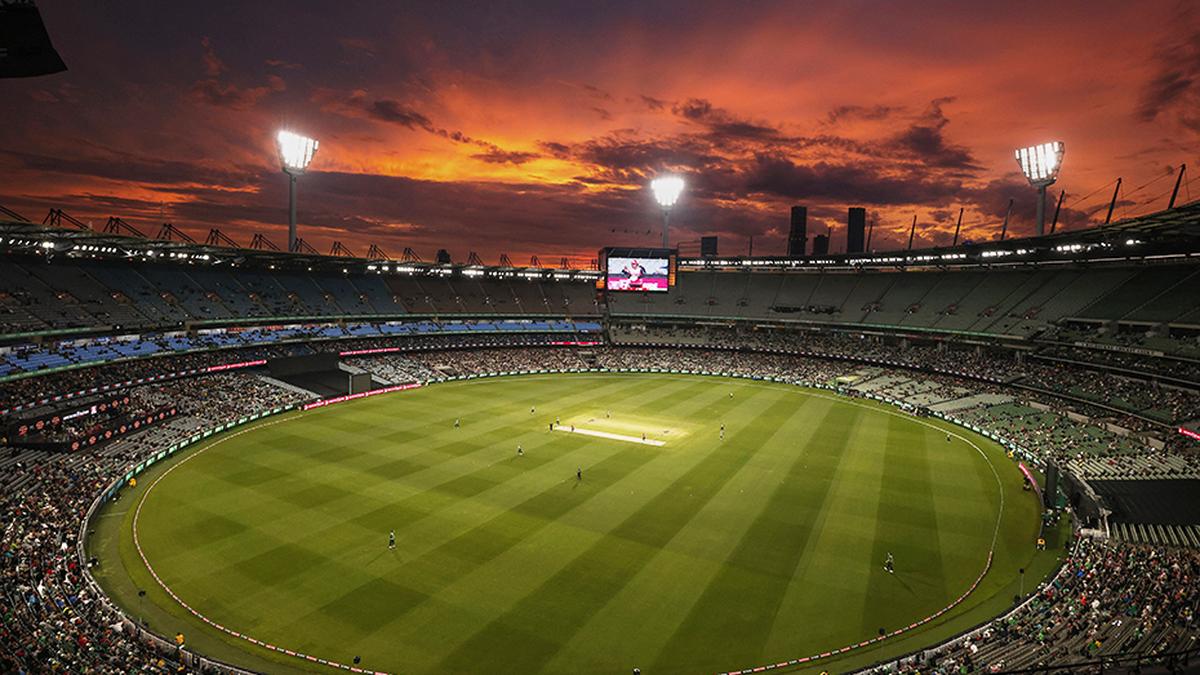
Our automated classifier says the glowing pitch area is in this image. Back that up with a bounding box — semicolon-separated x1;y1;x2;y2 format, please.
548;409;691;447
550;424;666;446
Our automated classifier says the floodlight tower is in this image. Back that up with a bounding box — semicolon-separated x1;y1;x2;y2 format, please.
277;130;319;252
650;175;685;248
1015;141;1064;237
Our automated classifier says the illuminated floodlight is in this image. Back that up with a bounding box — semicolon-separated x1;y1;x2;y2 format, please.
650;175;685;247
276;130;319;252
651;175;685;208
277;130;319;174
1014;141;1064;236
1015;141;1063;186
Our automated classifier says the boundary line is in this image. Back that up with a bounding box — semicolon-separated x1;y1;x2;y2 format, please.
121;369;1017;675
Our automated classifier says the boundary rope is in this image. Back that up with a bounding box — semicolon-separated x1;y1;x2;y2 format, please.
123;369;1026;675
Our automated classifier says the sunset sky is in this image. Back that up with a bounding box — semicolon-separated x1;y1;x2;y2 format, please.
2;0;1199;263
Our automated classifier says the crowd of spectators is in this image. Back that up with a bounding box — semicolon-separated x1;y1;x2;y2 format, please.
873;538;1200;674
1044;325;1200;363
0;331;579;413
343;356;440;385
360;343;1200;480
0;336;1196;672
0;373;309;673
367;344;1176;465
611;324;1200;426
1036;343;1200;383
1019;362;1199;424
0;344;296;413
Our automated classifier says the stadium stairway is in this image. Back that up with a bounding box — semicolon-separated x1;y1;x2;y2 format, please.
258;375;321;400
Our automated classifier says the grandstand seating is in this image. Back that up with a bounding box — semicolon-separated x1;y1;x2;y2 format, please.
0;257;600;338
1;228;1199;675
609;264;1200;339
1;335;1198;674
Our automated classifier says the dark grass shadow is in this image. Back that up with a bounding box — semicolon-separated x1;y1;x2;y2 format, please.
365;548;393;566
889;571;916;595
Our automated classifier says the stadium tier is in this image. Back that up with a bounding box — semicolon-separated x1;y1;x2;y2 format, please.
0;256;600;336
607;263;1200;337
1;211;1199;675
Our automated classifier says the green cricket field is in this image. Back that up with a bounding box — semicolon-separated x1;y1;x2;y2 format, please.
89;372;1062;674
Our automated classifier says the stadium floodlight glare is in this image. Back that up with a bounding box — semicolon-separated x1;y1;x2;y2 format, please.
1015;141;1064;237
650;175;685;248
277;130;319;252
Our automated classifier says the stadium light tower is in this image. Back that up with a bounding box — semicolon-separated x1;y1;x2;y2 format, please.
650;175;685;248
277;130;319;252
1015;141;1064;237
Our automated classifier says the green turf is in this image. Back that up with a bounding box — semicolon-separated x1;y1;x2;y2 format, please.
90;373;1055;674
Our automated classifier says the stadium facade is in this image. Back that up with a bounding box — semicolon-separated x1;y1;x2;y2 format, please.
1;202;1199;673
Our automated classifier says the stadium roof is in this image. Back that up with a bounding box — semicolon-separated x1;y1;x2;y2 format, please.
2;201;1199;277
680;201;1200;270
0;216;602;282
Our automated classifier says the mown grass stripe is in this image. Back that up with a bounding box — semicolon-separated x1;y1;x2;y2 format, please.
431;391;802;674
164;377;655;550
543;395;836;673
858;412;949;638
115;375;1036;675
650;403;864;672
182;377;693;615
340;378;766;663
757;398;887;657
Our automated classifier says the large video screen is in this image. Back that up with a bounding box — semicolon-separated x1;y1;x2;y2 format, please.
606;256;669;292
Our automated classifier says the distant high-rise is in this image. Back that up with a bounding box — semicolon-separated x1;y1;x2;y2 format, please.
812;233;829;257
847;207;866;254
435;249;451;264
788;206;807;257
700;236;718;257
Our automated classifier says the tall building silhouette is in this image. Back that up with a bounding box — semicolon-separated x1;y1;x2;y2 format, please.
847;207;866;254
812;233;829;257
788;206;807;257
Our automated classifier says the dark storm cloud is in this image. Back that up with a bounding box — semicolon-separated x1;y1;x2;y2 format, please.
884;99;980;171
743;155;964;205
539;96;984;210
35;170;634;257
639;95;668;111
471;148;541;165
191;77;284;110
567;133;725;176
1137;19;1200;131
671;97;780;141
3;1;1194;260
537;141;571;158
825;104;902;124
672;98;713;120
2;150;264;188
191;37;285;111
368;99;435;130
315;88;538;163
313;89;459;138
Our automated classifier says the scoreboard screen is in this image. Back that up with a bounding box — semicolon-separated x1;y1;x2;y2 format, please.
606;256;670;292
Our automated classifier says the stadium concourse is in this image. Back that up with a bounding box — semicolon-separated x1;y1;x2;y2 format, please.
0;205;1199;674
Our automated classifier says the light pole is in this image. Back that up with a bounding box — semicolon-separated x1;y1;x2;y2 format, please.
277;130;319;252
650;175;685;248
1015;141;1064;237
